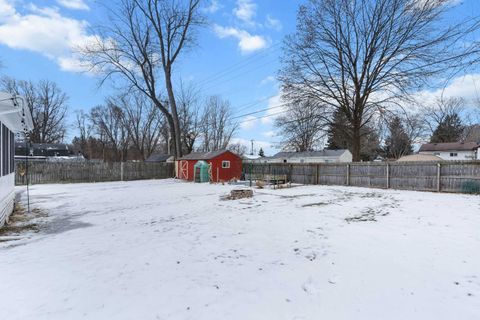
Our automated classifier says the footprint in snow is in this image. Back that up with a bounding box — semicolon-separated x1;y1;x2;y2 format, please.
302;278;320;295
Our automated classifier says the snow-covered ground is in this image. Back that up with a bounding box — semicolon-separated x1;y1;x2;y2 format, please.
1;179;479;320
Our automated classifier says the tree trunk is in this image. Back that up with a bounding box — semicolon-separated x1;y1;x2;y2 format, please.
351;122;362;162
164;69;183;159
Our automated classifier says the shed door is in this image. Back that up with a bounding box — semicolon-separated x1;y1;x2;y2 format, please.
179;160;189;180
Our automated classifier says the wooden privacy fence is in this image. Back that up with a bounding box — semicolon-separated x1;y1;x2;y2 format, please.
243;161;480;194
15;161;175;185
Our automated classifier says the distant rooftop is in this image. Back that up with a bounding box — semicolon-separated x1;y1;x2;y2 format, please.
270;149;349;159
145;153;173;162
179;150;239;160
419;142;480;152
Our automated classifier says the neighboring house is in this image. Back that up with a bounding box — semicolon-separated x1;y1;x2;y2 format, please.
177;150;242;182
242;154;263;163
262;149;353;164
397;154;443;162
15;143;71;158
419;142;480;161
145;153;175;163
15;143;85;163
0;92;33;227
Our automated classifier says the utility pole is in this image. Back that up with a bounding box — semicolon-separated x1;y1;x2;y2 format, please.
250;140;254;155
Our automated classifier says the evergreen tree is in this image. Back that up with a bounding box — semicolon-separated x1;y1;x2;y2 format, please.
383;116;413;159
430;113;464;143
326;109;380;161
258;148;265;157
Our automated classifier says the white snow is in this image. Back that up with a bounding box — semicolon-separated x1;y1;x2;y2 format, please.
1;179;479;320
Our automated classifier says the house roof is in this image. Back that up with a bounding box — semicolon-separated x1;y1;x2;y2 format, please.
397;154;443;162
419;142;480;152
145;153;173;162
270;149;349;159
0;92;34;132
179;150;237;160
242;154;261;160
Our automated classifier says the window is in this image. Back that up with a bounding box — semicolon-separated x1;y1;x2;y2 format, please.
222;160;230;168
450;153;458;157
1;123;8;176
434;153;440;156
0;123;14;176
10;131;14;174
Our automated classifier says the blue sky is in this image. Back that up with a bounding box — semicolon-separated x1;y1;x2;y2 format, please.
0;0;479;156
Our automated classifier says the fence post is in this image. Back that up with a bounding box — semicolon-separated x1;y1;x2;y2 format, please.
120;162;124;181
386;163;390;189
437;163;441;192
315;164;319;185
346;164;350;186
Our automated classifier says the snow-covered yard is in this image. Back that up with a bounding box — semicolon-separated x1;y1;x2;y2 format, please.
1;179;479;320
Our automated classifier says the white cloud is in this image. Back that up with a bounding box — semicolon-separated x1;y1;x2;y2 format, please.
240;115;258;130
263;130;276;138
56;0;90;11
213;24;267;53
233;0;257;26
203;0;220;14
260;75;275;86
0;0;16;21
265;15;282;31
0;2;95;72
261;93;286;124
414;74;480;107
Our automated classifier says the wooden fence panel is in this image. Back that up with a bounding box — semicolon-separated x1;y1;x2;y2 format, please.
244;161;480;194
15;161;175;185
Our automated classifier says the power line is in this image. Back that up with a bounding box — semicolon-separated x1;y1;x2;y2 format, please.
231;94;279;116
231;103;288;120
199;57;279;93
196;42;281;85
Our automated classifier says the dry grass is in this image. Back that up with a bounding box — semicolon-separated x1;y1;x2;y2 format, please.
0;203;47;238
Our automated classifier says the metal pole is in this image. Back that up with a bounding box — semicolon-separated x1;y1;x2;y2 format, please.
25;139;30;213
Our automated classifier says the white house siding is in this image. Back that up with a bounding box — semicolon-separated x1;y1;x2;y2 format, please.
0;122;16;227
263;151;353;164
0;174;14;227
419;150;477;161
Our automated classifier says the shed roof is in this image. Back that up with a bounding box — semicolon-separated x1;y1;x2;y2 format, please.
270;149;349;159
178;150;238;160
419;142;480;152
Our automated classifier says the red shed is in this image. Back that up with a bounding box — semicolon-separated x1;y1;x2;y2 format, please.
177;150;242;182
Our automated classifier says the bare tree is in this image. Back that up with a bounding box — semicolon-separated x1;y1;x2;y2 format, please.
79;0;203;159
200;96;237;152
177;83;201;154
422;97;465;138
228;142;247;156
112;93;164;160
1;77;68;143
74;110;93;158
90;102;130;162
280;0;480;161
275;100;327;152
